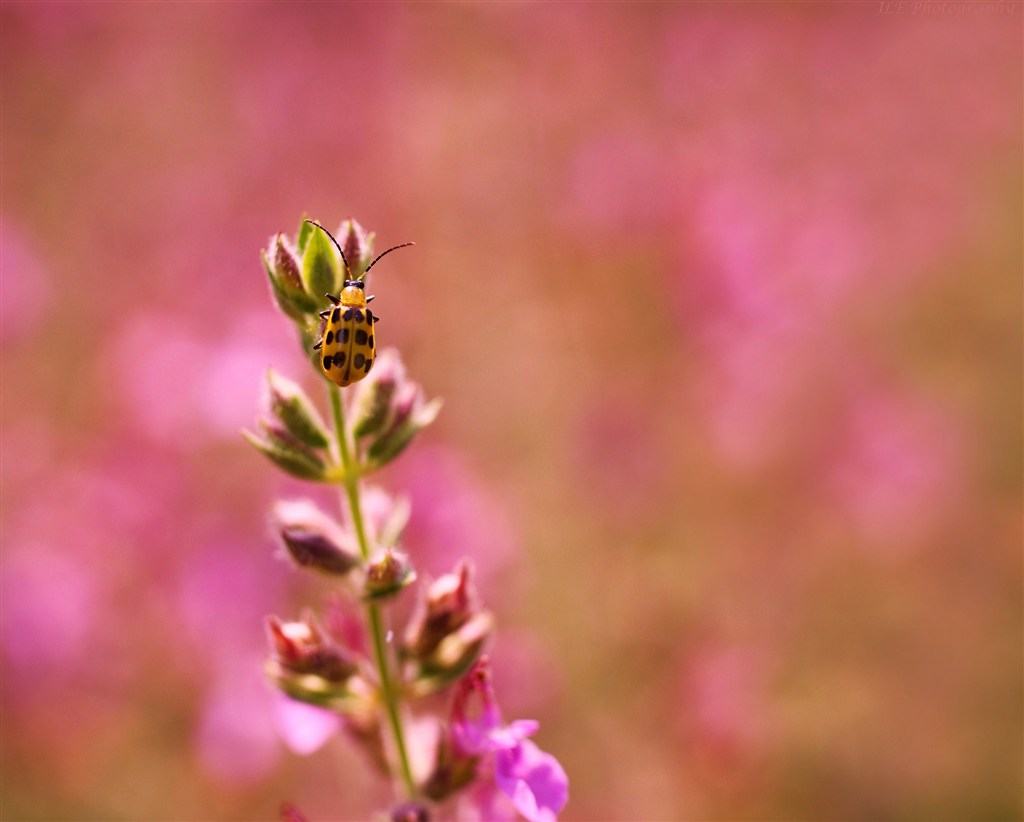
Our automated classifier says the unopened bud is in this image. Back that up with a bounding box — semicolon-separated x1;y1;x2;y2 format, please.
263;369;331;449
273;234;304;294
265;614;368;708
272;499;359;576
431;612;493;672
262;234;317;319
403;561;478;659
365;383;443;469
338;218;374;278
351;349;404;439
243;418;330;482
408;611;493;695
267;614;320;661
363;547;416;600
266;614;357;682
302;221;341;301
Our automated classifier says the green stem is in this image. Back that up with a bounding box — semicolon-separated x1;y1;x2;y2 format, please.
328;384;417;799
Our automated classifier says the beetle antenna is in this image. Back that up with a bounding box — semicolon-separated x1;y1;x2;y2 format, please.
304;219;349;276
364;242;415;276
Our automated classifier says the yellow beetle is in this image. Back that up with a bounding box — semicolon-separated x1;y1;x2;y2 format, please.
306;221;412;387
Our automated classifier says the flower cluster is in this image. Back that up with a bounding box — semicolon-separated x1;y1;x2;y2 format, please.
247;218;568;821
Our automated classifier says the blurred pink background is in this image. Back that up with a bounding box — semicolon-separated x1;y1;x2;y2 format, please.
2;3;1021;820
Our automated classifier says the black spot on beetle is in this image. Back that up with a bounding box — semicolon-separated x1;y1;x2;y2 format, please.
366;310;374;325
336;351;346;366
340;328;350;344
322;356;332;369
352;309;363;323
353;353;365;369
355;329;368;345
325;330;334;345
367;335;374;348
363;358;373;373
331;308;341;323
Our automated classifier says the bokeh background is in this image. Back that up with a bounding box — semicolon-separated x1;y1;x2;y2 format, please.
2;2;1021;820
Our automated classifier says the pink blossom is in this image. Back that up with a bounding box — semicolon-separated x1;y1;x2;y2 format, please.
394;447;517;592
1;548;101;675
273;692;341;756
452;659;568;822
194;661;282;783
108;309;296;446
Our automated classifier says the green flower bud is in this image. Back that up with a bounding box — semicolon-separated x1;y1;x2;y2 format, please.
350;349;404;439
366;384;443;469
243;418;330;482
263;369;331;449
362;547;416;600
343;347;442;468
302;221;341;301
262;234;318;319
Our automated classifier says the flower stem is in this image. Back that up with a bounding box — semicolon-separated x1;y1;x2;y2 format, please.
328;383;417;798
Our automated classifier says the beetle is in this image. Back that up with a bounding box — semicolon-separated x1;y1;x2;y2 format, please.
306;220;413;387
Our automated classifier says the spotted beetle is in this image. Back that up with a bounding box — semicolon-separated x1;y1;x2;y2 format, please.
306;220;413;387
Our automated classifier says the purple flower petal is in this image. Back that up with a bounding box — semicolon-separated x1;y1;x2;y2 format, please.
494;739;569;822
488;719;539;751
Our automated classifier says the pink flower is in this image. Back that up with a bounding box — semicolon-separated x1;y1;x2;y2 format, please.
194;660;281;783
452;659;568;822
824;383;964;549
273;692;341;756
395;447;517;594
